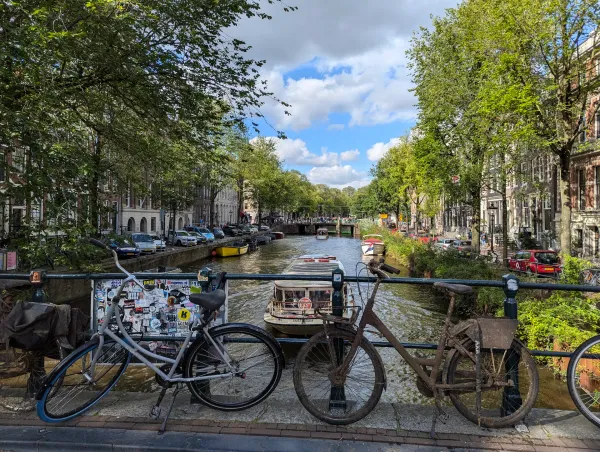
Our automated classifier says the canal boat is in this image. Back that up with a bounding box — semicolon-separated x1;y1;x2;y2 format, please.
361;234;385;256
316;228;329;240
271;231;285;240
214;241;249;257
263;254;355;335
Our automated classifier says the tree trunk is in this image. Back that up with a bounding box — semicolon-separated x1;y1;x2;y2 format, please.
559;152;572;255
89;135;102;234
501;163;508;264
471;190;481;255
237;178;244;222
209;186;216;228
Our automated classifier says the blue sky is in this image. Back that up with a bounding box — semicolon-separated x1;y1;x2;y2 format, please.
233;0;459;188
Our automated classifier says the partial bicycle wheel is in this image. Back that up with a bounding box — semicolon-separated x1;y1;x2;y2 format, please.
444;338;538;428
37;338;131;422
567;335;600;428
293;328;385;425
184;323;284;410
0;339;66;412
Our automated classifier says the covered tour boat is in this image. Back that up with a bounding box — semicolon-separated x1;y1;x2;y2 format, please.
316;227;329;240
263;255;355;335
361;234;385;256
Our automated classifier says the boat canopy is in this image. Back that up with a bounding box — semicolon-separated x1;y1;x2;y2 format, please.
363;234;383;239
274;256;345;289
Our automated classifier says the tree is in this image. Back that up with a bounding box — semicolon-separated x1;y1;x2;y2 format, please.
464;0;600;254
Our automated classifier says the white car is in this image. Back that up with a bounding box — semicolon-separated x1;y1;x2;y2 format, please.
168;230;197;247
435;238;456;250
151;235;166;251
130;233;157;254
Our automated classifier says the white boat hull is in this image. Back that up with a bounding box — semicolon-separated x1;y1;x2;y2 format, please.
263;313;326;335
316;235;328;240
361;243;385;255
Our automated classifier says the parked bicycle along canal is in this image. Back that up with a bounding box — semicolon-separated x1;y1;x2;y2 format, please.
85;235;575;412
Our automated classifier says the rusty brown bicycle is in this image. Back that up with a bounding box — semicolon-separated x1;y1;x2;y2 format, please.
293;259;538;429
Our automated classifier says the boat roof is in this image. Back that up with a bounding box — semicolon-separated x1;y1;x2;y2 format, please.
275;256;345;288
363;234;383;238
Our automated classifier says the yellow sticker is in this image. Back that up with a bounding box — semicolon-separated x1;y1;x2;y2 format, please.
177;308;191;321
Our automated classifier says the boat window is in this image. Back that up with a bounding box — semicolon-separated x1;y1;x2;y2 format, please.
274;288;283;301
310;290;331;302
284;290;305;302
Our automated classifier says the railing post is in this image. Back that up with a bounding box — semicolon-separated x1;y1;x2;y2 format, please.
29;270;46;303
329;268;346;410
502;273;522;415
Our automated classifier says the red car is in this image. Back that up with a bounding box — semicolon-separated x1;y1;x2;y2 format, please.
508;250;561;276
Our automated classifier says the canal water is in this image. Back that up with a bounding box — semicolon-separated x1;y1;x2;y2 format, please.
79;235;574;409
178;235;574;410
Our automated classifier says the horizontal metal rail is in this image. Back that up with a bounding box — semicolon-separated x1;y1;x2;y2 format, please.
2;271;600;292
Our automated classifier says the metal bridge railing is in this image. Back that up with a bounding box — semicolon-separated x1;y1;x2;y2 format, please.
2;269;599;358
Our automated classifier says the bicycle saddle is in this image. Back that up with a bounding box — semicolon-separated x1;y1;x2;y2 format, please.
433;282;473;295
189;289;226;310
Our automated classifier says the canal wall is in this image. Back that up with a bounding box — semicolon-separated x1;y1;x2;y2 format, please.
2;235;262;304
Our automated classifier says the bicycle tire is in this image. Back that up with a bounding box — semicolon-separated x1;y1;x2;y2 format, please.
567;335;600;428
184;323;284;411
444;338;538;428
293;328;385;425
36;337;131;422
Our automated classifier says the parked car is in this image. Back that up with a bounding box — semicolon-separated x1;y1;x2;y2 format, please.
168;230;197;247
213;227;225;239
151;234;166;252
185;226;215;242
508;250;561;276
223;225;243;237
129;233;157;254
452;239;472;256
104;237;141;259
187;231;207;245
436;238;456;250
259;225;270;232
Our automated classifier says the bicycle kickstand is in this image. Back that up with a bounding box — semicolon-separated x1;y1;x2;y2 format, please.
158;385;181;435
430;391;449;439
150;384;168;420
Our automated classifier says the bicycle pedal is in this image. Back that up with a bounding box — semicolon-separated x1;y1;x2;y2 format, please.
437;410;449;424
150;405;161;419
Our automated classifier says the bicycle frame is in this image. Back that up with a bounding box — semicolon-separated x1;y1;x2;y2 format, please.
88;272;236;385
338;276;485;392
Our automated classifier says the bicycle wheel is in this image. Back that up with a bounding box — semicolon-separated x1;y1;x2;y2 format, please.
37;338;131;422
0;339;66;412
184;323;284;410
293;328;385;425
444;338;538;428
567;335;600;428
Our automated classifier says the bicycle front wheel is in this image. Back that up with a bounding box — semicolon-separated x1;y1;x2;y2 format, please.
445;338;538;428
567;335;600;428
37;338;131;422
293;328;385;425
184;323;284;410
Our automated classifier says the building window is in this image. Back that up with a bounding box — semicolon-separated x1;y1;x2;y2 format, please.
596;166;600;209
0;151;4;182
578;168;586;210
151;217;156;232
596;113;600;139
580;116;587;143
12;149;25;173
126;184;132;208
576;228;584;248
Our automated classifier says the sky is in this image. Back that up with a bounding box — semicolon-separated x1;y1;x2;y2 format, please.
231;0;459;189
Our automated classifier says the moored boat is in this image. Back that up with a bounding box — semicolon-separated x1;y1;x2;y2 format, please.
316;227;329;240
361;234;385;256
215;241;249;257
263;254;355;335
271;231;284;240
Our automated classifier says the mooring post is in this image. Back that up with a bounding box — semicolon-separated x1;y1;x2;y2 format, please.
329;267;346;410
502;273;522;415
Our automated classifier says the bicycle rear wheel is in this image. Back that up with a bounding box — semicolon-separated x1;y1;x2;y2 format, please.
567;335;600;428
37;338;131;422
444;339;538;428
293;328;385;425
184;323;284;410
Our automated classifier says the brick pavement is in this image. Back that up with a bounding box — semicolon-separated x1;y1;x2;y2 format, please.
0;412;598;451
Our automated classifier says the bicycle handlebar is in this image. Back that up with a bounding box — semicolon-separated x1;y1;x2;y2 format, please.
89;238;109;250
380;263;400;274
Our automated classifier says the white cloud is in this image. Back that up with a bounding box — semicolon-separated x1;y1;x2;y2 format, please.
307;165;367;187
340;149;360;161
251;136;339;167
366;137;401;162
231;1;459;131
328;123;345;131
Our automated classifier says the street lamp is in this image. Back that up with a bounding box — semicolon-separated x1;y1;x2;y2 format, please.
488;201;499;254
